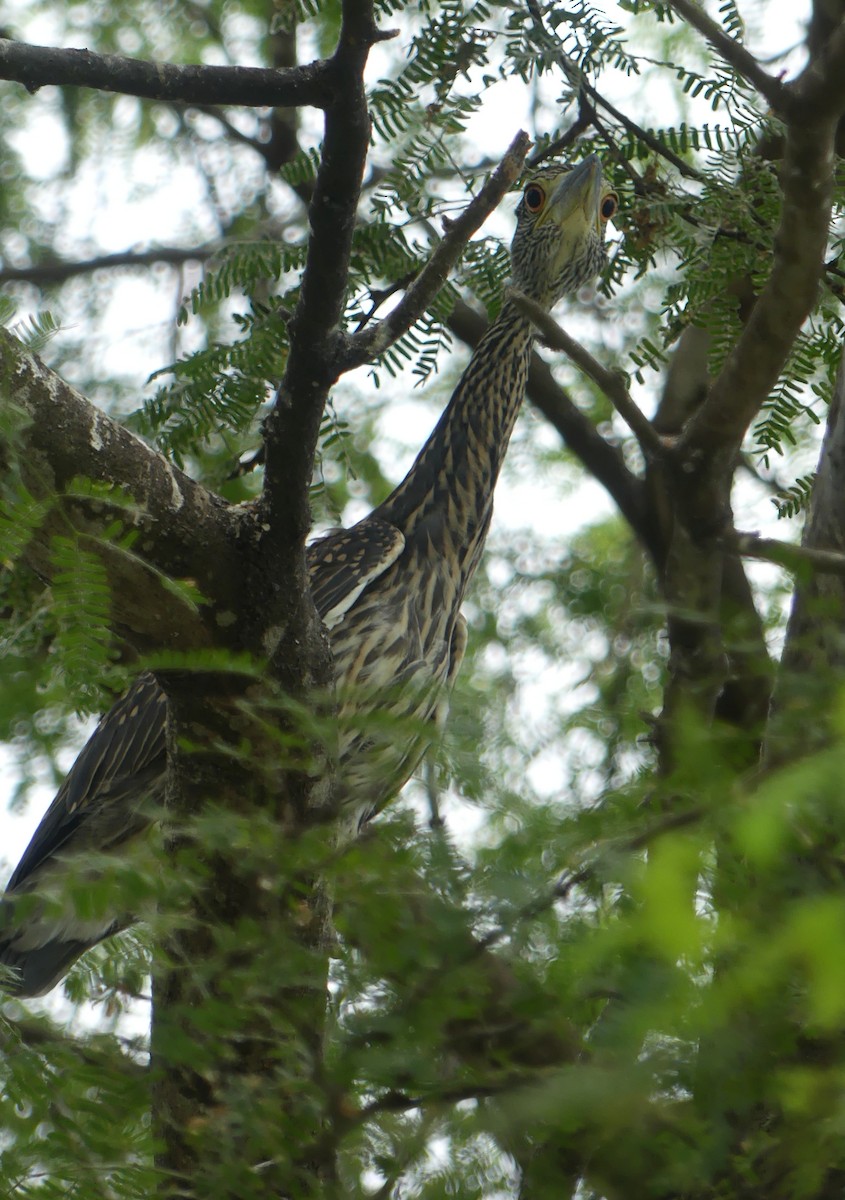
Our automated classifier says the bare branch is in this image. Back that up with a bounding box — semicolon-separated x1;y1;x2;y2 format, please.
665;0;787;110
0;246;215;287
0;36;332;108
732;530;845;578
507;287;667;461
343;130;532;368
260;1;384;548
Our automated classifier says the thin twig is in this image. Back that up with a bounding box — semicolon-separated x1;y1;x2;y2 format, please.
507;288;666;460
528;92;593;167
355;1077;534;1124
579;74;704;182
732;530;845;578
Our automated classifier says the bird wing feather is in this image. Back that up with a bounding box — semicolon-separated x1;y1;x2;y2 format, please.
307;516;405;629
6;673;167;891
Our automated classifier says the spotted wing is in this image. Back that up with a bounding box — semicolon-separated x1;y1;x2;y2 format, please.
6;672;167;894
308;516;405;630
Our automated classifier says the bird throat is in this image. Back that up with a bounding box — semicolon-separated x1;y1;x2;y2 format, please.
374;301;534;599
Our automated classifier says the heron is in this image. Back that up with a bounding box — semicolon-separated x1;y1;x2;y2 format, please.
0;155;617;997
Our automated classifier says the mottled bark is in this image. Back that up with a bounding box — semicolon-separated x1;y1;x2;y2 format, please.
0;329;239;653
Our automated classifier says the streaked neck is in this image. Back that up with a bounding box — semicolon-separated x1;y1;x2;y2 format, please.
375;301;533;583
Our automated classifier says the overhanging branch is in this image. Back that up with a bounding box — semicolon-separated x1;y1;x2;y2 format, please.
0;36;332;108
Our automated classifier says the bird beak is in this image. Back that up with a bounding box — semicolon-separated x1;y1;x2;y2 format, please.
535;154;603;233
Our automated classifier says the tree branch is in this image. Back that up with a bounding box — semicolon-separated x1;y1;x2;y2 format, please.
0;36;332;109
680;76;838;468
342;130;531;368
0;329;238;652
732;530;845;578
768;346;845;762
0;246;215;287
780;9;845;119
260;3;385;548
665;0;787;110
0;1010;148;1080
507;287;667;461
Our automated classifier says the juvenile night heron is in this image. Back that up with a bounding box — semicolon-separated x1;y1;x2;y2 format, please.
0;156;617;997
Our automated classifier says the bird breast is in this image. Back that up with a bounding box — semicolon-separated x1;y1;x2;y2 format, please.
328;553;459;829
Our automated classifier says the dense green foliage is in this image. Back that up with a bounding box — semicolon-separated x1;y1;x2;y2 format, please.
2;1;845;1197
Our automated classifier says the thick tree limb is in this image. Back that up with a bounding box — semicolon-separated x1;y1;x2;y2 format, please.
0;328;237;652
652;38;842;764
149;6;391;1189
788;12;845;118
645;328;772;749
733;530;845;578
768;347;845;761
0;36;332;109
681;128;834;465
680;84;838;469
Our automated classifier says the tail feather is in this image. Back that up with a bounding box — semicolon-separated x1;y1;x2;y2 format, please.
0;937;98;998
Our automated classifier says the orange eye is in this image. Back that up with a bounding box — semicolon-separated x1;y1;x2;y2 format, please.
600;192;618;222
523;184;545;213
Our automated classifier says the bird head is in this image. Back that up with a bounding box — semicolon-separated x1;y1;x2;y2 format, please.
510;155;617;307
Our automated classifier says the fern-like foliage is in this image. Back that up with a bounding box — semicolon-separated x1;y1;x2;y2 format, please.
1;301;61;352
177;241;307;323
14;311;61;353
462;238;511;317
753;333;823;464
0;486;51;569
49;533;119;709
771;474;817;520
144;306;288;464
140;242;303;466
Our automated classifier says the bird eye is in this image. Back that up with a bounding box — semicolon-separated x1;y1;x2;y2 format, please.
523;184;545;214
600;192;618;222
